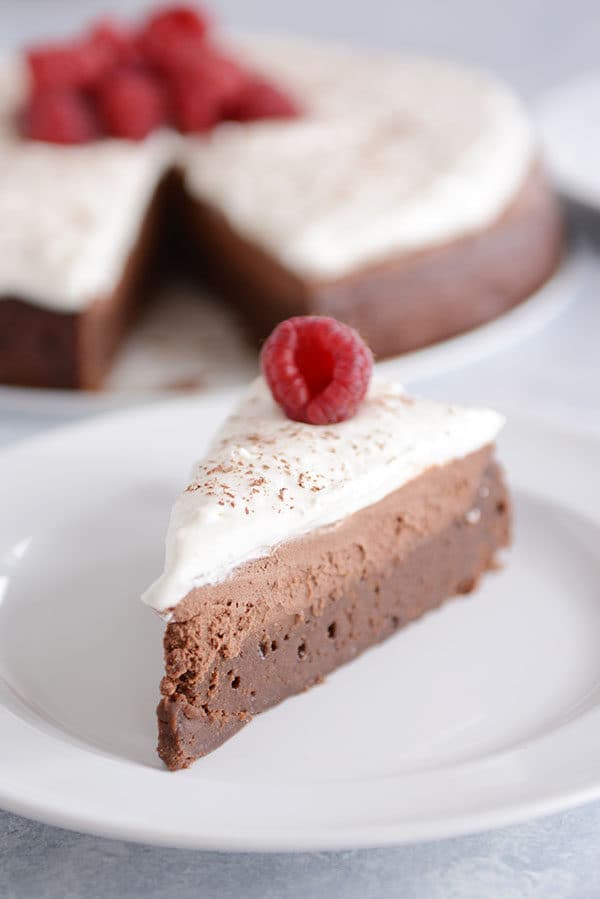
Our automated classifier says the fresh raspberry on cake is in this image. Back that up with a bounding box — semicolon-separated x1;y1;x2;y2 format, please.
98;70;168;140
173;45;247;99
143;4;209;42
138;4;210;71
193;49;247;105
27;26;131;93
23;89;98;144
87;19;137;70
261;316;373;425
168;46;248;130
227;77;300;121
27;43;92;92
170;76;222;132
23;6;300;144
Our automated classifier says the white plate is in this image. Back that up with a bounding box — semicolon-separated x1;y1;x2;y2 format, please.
0;240;585;417
538;73;600;209
1;395;600;851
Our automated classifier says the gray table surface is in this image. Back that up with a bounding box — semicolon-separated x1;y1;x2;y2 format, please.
2;1;600;896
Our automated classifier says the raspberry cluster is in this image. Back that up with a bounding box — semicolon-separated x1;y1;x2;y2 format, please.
261;317;374;425
21;5;301;144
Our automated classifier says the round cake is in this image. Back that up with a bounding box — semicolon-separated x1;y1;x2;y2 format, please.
0;24;563;388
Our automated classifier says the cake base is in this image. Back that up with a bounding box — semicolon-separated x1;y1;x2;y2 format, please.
157;448;510;770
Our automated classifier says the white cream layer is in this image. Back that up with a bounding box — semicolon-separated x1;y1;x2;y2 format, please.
0;38;533;312
142;376;504;614
183;39;534;278
0;56;174;311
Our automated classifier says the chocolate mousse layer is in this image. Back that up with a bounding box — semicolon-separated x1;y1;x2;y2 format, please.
157;446;510;770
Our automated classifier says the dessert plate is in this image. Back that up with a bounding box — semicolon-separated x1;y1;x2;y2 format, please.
1;396;600;851
0;238;587;416
538;73;600;210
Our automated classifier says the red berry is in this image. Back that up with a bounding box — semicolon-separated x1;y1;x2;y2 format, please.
261;317;373;425
202;51;247;102
175;45;246;96
27;43;89;91
98;70;167;139
170;75;221;132
167;46;248;131
79;20;138;88
87;19;137;69
27;30;127;93
22;89;98;144
147;4;209;40
227;77;300;122
138;5;209;69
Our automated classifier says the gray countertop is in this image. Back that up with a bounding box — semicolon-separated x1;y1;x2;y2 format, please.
2;803;600;899
2;1;600;896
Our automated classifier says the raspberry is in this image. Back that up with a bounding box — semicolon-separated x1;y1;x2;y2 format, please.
146;4;209;40
27;43;91;92
261;317;373;425
173;44;246;97
27;28;127;93
87;19;136;69
227;77;300;122
22;89;98;144
193;49;247;104
170;75;221;132
168;46;248;131
138;5;210;70
98;70;167;139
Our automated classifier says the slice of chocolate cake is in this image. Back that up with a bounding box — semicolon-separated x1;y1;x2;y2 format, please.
143;317;510;769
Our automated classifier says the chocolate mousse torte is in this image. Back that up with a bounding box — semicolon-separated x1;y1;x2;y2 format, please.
143;316;511;769
0;5;563;388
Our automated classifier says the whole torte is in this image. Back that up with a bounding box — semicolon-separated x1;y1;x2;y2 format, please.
142;317;511;769
0;5;562;388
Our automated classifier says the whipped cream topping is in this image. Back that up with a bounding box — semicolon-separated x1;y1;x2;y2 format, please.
0;56;174;311
183;39;534;278
0;38;533;311
142;376;504;614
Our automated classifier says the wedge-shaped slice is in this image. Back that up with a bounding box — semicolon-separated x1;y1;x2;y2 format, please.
143;377;510;769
